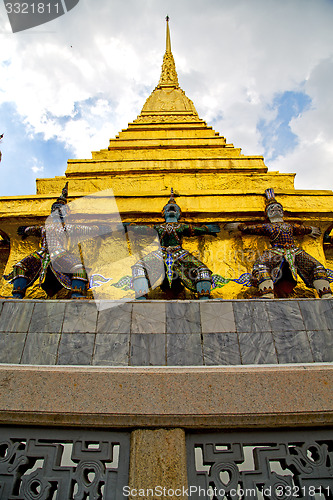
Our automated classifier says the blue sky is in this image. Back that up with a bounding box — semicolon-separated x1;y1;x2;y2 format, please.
0;102;74;195
258;91;312;163
1;0;333;195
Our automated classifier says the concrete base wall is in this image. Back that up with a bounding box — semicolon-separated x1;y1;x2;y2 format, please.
0;364;333;429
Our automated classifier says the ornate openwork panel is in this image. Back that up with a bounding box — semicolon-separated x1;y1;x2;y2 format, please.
0;427;130;500
186;430;333;499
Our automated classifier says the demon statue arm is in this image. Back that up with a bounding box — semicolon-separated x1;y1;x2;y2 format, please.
17;225;43;239
181;223;220;237
225;221;316;238
292;224;321;238
121;222;220;236
224;188;332;299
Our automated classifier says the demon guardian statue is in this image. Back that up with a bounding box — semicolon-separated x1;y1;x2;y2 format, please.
225;188;332;299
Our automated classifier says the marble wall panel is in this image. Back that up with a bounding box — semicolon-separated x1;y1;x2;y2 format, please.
130;333;166;366
267;301;305;332
132;303;166;334
233;301;271;333
307;330;333;362
28;301;66;333
21;332;60;365
166;303;201;334
93;333;130;366
298;300;333;331
202;332;241;365
0;301;34;333
97;302;132;334
238;332;278;364
57;333;95;365
62;302;98;333
166;333;203;365
0;332;26;363
200;302;236;333
273;331;313;364
0;299;332;367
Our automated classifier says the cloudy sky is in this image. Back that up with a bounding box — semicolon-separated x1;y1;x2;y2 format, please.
1;0;333;197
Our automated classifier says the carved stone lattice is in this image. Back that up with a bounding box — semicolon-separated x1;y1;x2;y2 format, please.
186;430;333;499
0;427;130;499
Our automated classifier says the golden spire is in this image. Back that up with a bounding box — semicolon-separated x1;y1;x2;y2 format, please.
166;15;171;52
158;16;179;88
139;16;199;115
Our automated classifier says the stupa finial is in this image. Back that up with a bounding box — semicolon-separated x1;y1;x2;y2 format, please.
166;15;171;52
158;16;179;88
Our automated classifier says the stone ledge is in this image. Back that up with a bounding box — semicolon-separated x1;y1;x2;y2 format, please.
0;298;332;366
0;364;332;428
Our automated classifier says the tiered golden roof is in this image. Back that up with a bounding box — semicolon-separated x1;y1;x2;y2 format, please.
62;17;273;190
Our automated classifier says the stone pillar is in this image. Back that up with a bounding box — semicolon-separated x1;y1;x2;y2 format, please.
128;428;188;499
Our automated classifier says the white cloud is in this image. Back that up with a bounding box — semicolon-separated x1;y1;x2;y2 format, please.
31;157;44;174
270;56;333;188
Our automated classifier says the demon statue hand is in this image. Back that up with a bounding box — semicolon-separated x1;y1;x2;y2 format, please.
225;188;332;299
5;183;100;299
130;189;220;300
